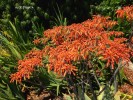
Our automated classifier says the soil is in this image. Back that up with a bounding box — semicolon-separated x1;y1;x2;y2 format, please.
27;90;63;100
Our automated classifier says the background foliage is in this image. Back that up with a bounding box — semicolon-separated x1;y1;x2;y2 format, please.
0;0;133;100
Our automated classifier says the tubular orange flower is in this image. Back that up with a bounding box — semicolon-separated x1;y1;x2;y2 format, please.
116;6;133;21
33;38;41;45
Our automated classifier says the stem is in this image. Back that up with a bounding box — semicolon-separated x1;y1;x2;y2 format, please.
98;60;125;96
109;62;123;86
81;74;85;100
81;61;85;100
114;74;118;94
118;70;122;86
87;73;97;100
68;75;79;100
87;61;97;100
92;69;101;88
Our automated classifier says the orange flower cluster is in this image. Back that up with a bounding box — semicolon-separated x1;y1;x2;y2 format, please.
82;15;117;30
97;37;130;68
116;5;133;21
10;49;43;83
10;15;133;83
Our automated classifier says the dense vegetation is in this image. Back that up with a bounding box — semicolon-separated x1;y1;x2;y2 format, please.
0;0;133;100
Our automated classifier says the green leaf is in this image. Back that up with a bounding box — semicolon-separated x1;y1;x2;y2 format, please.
63;94;72;100
57;84;59;96
84;93;91;100
9;21;18;37
97;85;105;100
114;91;121;100
0;35;22;59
